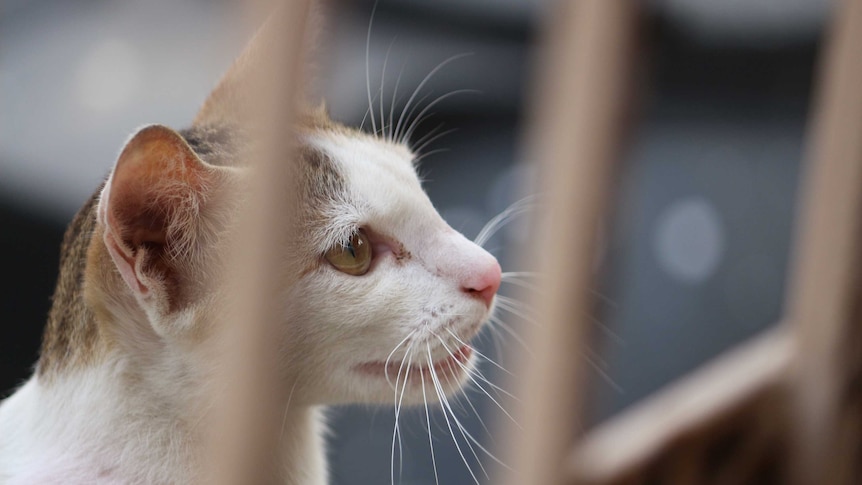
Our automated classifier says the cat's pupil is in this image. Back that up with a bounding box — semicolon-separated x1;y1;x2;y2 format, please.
324;230;372;276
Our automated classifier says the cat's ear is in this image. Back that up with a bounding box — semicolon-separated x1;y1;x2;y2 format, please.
98;125;217;313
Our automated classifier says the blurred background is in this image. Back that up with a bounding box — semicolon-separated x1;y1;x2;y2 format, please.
0;0;829;483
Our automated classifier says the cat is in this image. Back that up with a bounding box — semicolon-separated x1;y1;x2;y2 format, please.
0;4;502;484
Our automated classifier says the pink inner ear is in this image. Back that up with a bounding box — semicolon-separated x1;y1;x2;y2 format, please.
99;124;207;299
103;216;149;297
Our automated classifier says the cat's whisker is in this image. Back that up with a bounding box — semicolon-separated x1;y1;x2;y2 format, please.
401;89;479;144
433;340;479;415
465;362;520;404
493;301;623;391
497;313;624;395
501;271;620;309
402;89;477;144
444;327;514;377
446;373;497;444
583;344;611;371
280;380;301;443
581;346;625;394
440;387;514;472
394;53;473;142
365;0;380;135
495;296;539;324
419;367;440;485
474;195;540;247
409;122;446;153
499;276;540;292
396;371;409;480
476;319;506;363
360;91;381;133
499;277;625;346
489;316;533;358
500;270;541;279
391;342;414;485
383;332;415;389
501;293;625;347
406;115;439;149
468;366;511;406
587;315;626;346
495;294;535;312
434;334;522;421
413;148;450;164
410;120;445;146
388;61;407;142
446;380;472;416
379;38;396;138
428;345;511;475
413;127;459;157
425;344;485;483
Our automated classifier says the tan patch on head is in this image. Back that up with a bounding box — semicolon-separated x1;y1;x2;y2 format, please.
395;242;412;263
37;190;109;379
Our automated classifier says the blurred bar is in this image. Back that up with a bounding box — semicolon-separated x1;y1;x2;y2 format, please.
567;327;791;484
786;0;862;483
208;1;310;483
500;2;638;484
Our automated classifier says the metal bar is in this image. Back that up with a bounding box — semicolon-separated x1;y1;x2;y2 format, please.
500;2;638;484
785;1;862;483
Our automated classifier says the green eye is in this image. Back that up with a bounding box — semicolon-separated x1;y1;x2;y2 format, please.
325;230;372;275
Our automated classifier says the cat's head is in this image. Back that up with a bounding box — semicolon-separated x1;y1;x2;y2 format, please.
91;7;499;406
93;111;499;407
283;110;501;405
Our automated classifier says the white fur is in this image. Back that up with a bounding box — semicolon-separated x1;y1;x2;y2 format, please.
0;130;498;483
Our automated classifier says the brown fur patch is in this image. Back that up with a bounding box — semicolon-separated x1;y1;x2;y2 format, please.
36;112;351;379
179;124;246;168
37;188;106;378
395;242;412;262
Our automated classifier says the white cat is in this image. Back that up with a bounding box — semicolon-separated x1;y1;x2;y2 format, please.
0;6;501;485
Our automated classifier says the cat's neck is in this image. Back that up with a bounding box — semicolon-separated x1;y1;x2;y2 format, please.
3;333;327;484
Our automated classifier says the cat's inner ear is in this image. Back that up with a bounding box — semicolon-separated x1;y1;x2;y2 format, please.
99;124;213;307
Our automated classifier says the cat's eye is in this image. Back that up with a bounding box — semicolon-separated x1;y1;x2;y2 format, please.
325;230;372;275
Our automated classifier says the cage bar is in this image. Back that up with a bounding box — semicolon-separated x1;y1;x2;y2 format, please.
207;1;311;483
207;0;862;483
507;0;862;483
500;2;639;485
787;1;862;483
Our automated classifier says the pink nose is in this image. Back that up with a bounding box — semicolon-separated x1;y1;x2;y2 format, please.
462;258;502;307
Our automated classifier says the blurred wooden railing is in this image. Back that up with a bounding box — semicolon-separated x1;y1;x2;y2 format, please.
503;1;862;484
223;0;862;483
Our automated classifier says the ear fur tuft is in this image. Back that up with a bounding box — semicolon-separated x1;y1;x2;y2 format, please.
98;124;215;310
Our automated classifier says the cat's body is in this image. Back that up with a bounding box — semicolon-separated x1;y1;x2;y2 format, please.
0;7;500;484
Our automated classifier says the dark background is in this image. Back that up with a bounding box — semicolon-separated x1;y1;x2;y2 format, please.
1;0;824;483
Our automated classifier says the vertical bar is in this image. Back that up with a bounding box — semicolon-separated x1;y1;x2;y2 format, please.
207;1;311;483
785;1;862;484
500;2;638;484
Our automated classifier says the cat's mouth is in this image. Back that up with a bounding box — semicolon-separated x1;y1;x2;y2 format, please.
354;344;473;383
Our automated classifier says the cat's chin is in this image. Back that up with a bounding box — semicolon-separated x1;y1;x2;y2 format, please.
352;345;474;400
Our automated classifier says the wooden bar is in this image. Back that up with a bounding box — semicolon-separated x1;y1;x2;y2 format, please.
208;1;311;483
562;1;862;484
785;1;862;483
500;2;638;484
566;328;792;485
